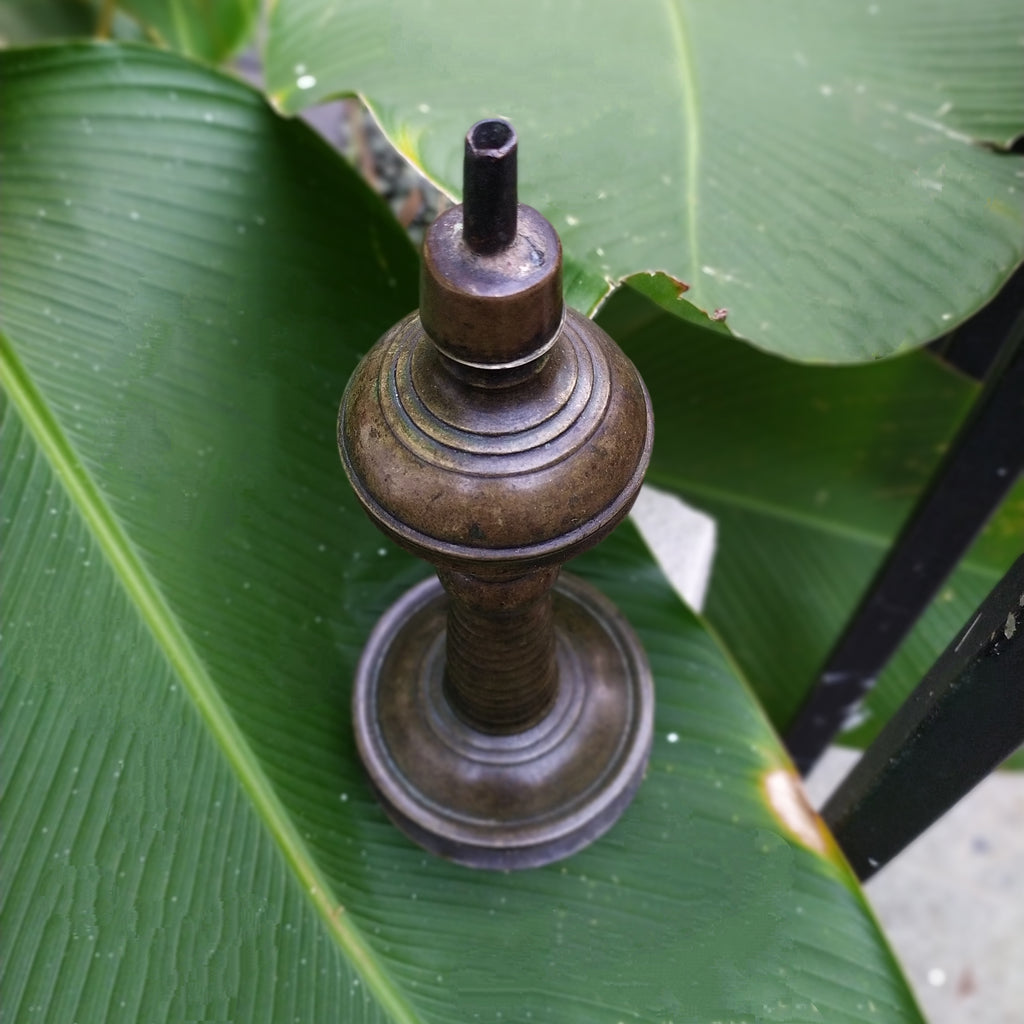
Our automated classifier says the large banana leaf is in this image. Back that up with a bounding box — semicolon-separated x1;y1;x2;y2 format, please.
0;44;923;1022
265;0;1024;362
597;288;1024;756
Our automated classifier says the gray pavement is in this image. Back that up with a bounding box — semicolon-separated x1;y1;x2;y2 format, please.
807;747;1024;1024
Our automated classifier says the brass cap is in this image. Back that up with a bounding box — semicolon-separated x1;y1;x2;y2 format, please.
419;119;563;368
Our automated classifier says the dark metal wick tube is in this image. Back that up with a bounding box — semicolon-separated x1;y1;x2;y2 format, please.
438;567;560;734
463;119;518;255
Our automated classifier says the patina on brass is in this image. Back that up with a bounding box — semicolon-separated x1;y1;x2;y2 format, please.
339;118;654;869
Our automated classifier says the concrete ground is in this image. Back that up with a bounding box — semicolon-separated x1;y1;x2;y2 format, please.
806;748;1024;1024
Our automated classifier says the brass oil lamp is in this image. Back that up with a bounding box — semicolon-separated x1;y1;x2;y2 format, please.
339;119;654;869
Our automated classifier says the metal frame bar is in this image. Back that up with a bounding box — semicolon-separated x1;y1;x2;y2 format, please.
822;557;1024;881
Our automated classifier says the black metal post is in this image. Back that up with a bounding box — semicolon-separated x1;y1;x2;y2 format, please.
785;277;1024;775
929;264;1024;380
822;557;1024;881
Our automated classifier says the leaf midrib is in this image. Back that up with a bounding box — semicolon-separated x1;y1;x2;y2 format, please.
664;0;700;287
0;330;422;1024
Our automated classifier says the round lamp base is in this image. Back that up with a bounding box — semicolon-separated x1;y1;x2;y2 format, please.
352;573;654;870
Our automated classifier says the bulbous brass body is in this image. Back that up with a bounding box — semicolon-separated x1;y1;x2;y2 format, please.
339;119;654;868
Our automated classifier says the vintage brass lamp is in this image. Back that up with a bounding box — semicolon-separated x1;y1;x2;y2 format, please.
339;119;654;869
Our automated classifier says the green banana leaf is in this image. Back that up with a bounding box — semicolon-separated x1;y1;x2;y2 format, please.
264;0;1024;362
116;0;259;62
597;287;1024;759
0;0;98;45
1;44;923;1022
0;0;153;47
0;0;257;61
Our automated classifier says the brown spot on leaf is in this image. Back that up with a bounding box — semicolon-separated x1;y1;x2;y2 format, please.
763;769;829;855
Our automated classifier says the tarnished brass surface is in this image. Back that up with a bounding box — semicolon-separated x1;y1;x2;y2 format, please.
352;575;653;869
340;305;650;567
339;118;654;868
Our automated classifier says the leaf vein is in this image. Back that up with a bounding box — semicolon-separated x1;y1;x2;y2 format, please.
653;472;1005;581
